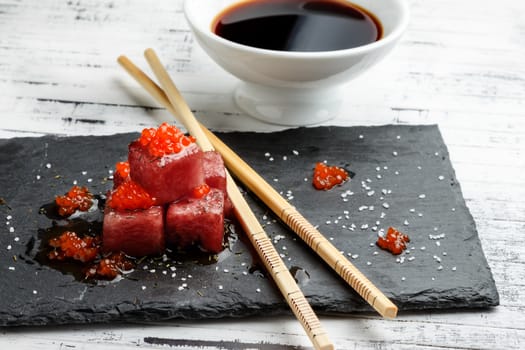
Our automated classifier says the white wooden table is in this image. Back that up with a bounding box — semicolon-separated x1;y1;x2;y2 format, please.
1;0;524;349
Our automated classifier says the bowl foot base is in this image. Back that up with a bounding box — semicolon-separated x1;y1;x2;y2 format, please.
234;82;343;126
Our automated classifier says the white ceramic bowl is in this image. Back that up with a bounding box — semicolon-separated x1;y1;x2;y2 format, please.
184;0;409;126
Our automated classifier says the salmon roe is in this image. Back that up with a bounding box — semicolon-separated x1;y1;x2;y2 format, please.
138;122;196;157
376;227;410;255
312;162;349;190
85;252;134;280
48;231;100;263
115;161;130;180
107;180;156;211
55;185;94;216
192;183;211;199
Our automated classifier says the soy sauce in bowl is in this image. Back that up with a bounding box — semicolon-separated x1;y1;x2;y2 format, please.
212;0;382;52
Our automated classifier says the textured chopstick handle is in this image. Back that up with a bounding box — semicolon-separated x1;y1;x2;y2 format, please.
203;128;397;319
282;208;397;319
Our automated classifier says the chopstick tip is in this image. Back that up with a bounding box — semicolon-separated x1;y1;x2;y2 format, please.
383;306;398;319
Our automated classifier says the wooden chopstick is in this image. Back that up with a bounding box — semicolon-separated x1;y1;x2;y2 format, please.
117;53;398;319
131;49;334;350
204;129;398;319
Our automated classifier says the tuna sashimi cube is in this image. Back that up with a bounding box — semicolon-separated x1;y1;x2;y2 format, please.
128;141;204;204
166;188;225;253
203;151;234;218
103;205;165;257
203;151;227;192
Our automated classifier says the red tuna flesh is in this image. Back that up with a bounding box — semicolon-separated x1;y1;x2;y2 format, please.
103;205;165;257
166;188;225;253
128;141;204;204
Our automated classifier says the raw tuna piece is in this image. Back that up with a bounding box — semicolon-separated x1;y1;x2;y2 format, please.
203;151;227;192
128;141;204;204
203;151;234;218
103;205;165;257
166;188;225;253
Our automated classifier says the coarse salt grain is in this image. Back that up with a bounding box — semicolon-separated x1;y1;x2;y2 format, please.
9;227;14;233
45;163;52;169
382;203;390;209
36;175;41;180
419;194;426;199
438;175;445;181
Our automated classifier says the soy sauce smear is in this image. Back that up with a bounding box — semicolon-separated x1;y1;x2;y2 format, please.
212;0;382;52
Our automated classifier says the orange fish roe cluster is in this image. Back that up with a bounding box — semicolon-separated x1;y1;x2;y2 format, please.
138;122;196;157
312;162;349;190
85;252;134;280
48;231;100;263
376;227;410;255
115;161;130;180
55;185;94;216
107;180;156;211
192;183;211;199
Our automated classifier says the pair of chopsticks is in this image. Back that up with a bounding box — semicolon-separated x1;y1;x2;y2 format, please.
122;49;334;350
118;48;397;349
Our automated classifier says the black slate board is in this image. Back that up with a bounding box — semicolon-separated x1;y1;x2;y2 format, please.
0;125;499;326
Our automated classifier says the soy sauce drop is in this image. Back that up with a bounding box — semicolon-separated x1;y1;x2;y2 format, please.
212;0;382;52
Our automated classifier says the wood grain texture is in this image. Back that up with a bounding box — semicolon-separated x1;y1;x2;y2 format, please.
0;0;524;349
